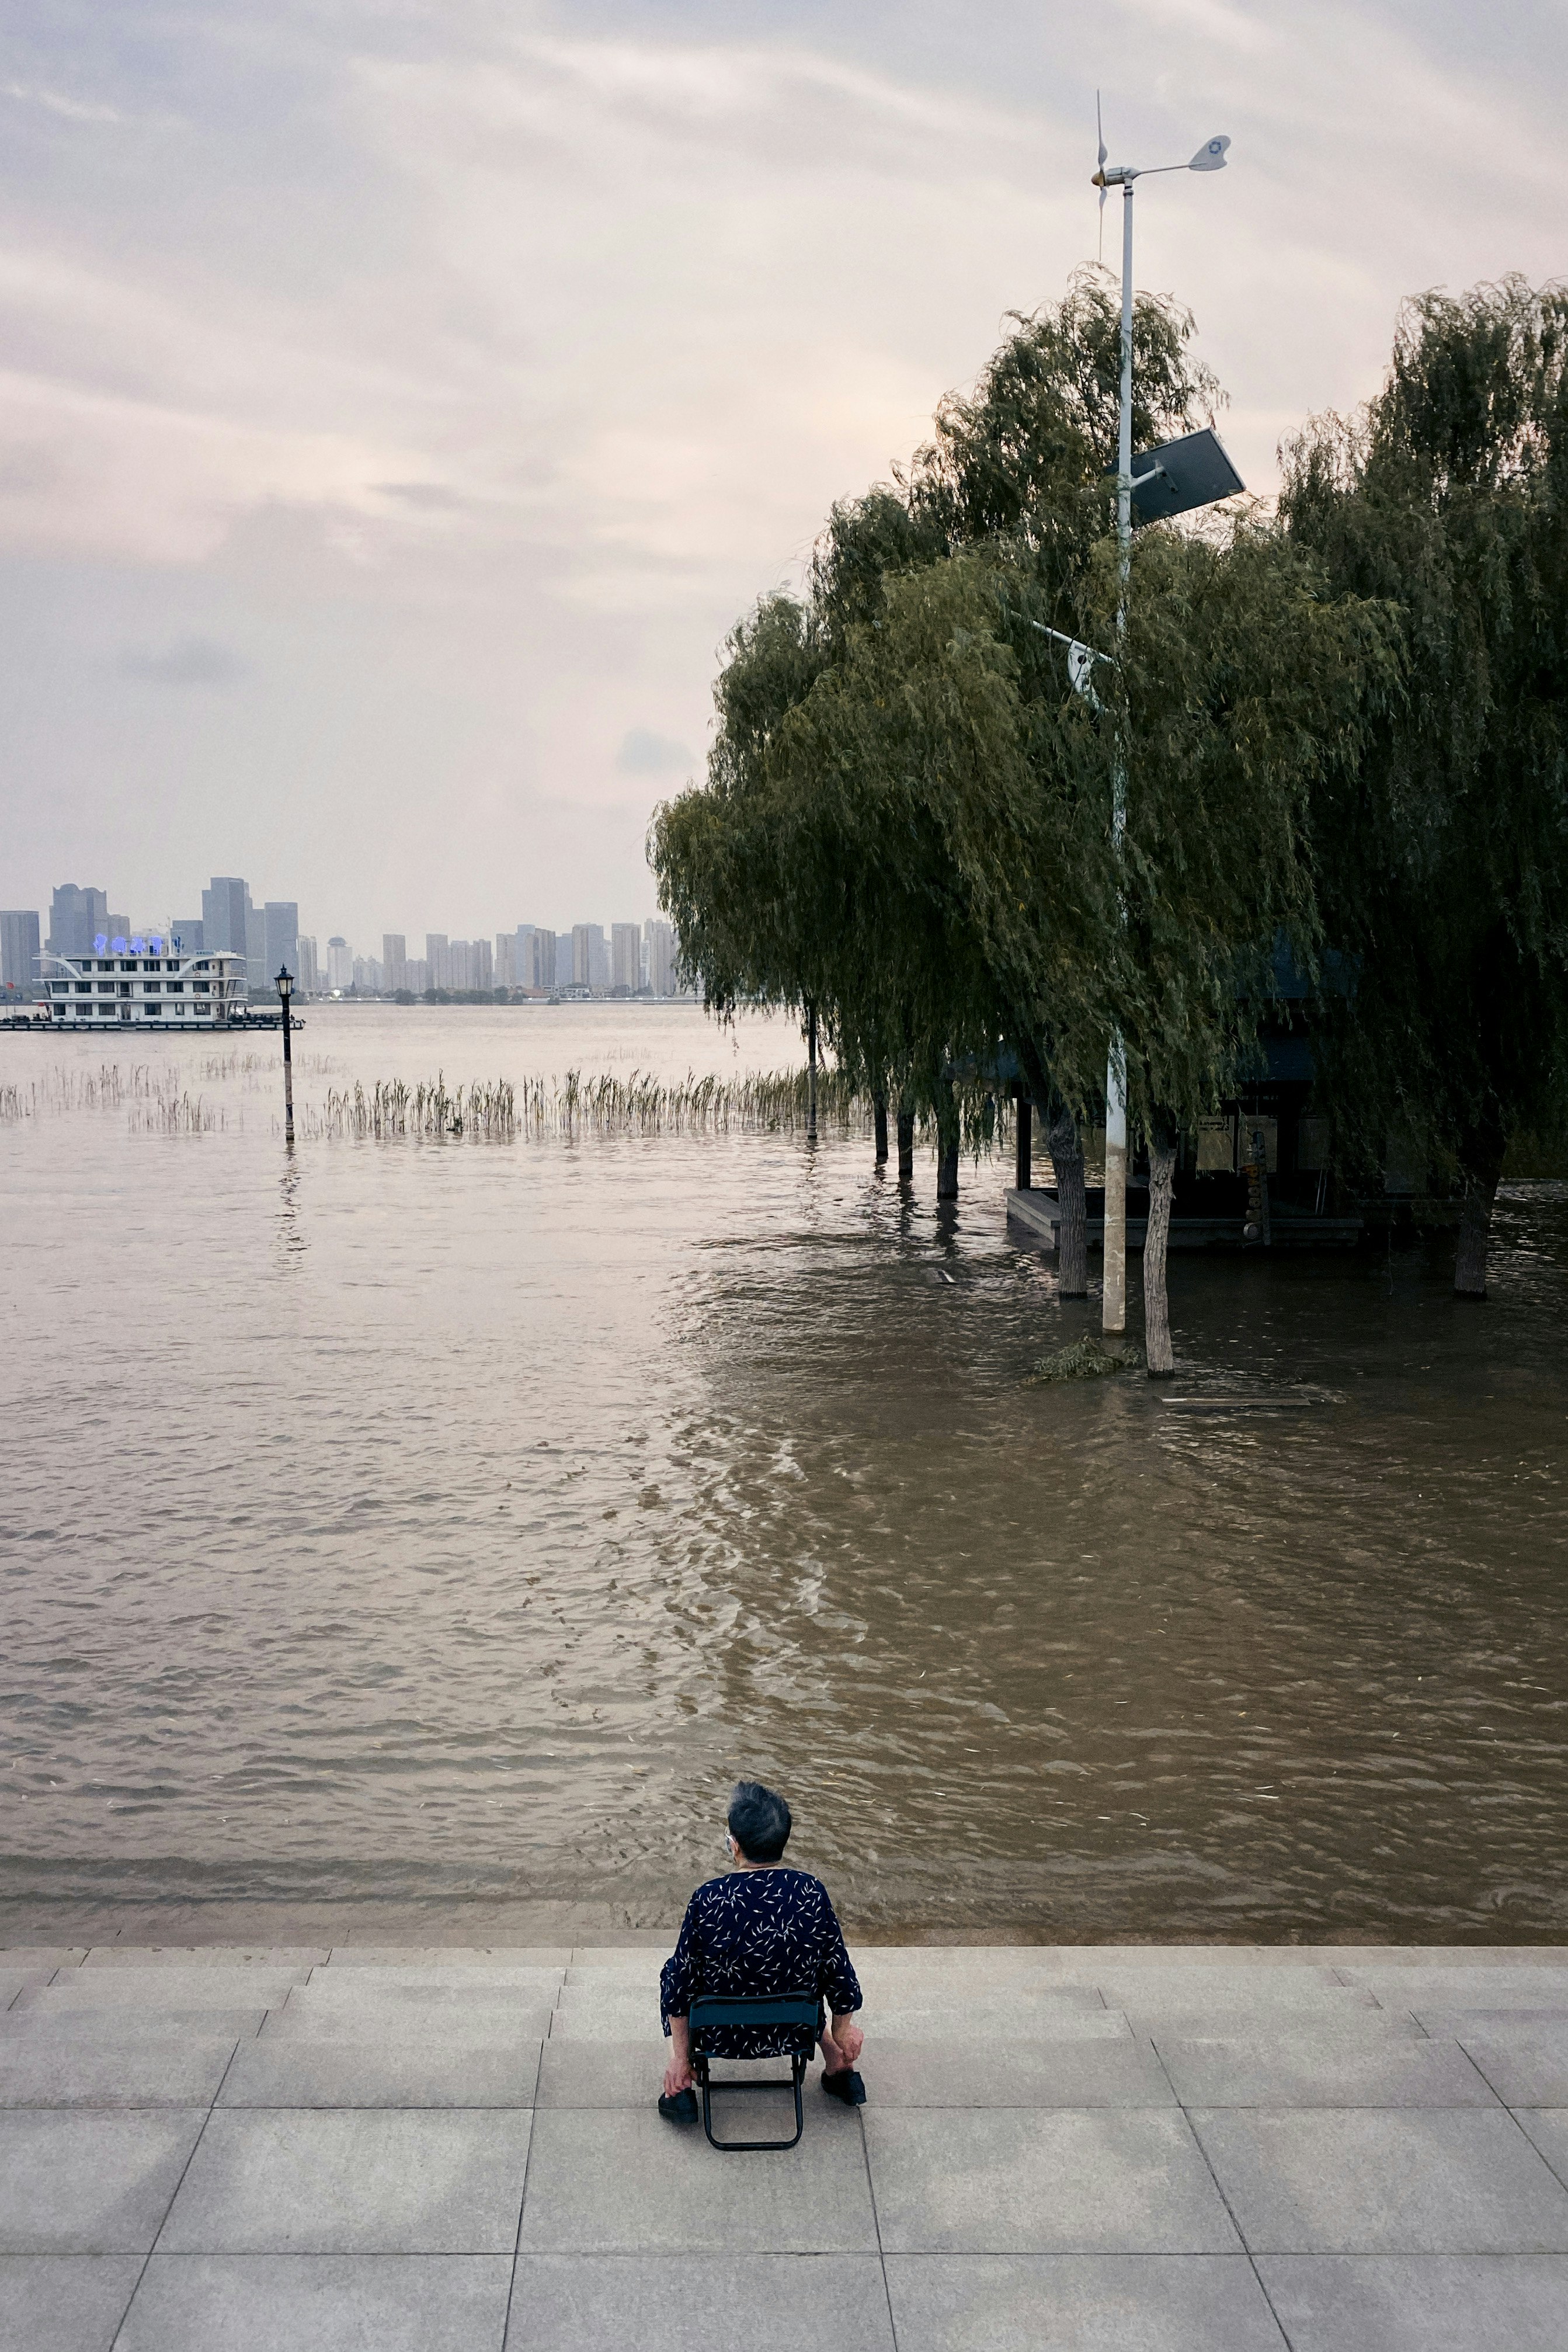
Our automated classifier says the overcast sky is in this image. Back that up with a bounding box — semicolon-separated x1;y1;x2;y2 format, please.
2;0;1563;950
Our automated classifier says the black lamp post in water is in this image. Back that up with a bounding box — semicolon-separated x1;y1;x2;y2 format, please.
275;966;295;1144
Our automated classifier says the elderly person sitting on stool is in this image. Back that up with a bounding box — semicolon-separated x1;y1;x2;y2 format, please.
658;1780;865;2120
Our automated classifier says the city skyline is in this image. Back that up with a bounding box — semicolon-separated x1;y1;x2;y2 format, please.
3;873;682;998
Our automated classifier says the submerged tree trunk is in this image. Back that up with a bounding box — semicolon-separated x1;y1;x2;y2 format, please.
936;1076;959;1199
805;1002;818;1143
1455;1131;1506;1298
874;1093;889;1163
1143;1117;1178;1377
1014;1095;1032;1190
1047;1110;1089;1298
896;1104;915;1183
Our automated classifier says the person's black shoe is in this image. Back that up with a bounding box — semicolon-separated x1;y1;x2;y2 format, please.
822;2066;865;2106
658;2087;698;2123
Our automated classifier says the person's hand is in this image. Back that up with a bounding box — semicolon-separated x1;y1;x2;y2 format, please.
823;2019;863;2070
663;2052;695;2098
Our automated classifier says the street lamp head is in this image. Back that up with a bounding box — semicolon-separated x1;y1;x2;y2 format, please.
1189;134;1230;172
275;966;294;1002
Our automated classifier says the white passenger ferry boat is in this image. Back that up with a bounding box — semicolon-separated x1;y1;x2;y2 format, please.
38;933;248;1029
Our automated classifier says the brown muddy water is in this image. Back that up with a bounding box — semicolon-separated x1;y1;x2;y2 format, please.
2;1006;1565;1940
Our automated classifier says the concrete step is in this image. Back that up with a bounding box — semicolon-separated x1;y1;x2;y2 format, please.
1151;2031;1499;2107
261;2003;555;2042
276;1984;558;2018
325;1946;572;1968
218;2034;544;2108
13;1967;306;2008
0;2033;239;2106
78;1947;328;1971
0;2006;270;2041
294;1967;564;1996
1337;1966;1568;2008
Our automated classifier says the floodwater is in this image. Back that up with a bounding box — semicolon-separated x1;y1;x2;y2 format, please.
2;1003;1566;1940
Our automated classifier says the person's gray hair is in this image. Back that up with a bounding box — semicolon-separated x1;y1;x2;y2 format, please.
728;1780;792;1863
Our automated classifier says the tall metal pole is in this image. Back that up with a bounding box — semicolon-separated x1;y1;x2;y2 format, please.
1102;179;1134;1335
805;1001;818;1144
279;982;295;1145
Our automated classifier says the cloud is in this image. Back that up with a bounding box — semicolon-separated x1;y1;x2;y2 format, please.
119;635;248;686
616;726;696;775
0;1;1563;942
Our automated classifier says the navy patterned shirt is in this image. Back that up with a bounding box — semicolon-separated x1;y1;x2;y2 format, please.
660;1867;863;2058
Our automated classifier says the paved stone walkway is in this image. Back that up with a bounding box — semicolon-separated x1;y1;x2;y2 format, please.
3;1942;1568;2348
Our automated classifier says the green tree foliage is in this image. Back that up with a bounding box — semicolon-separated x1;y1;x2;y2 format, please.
1282;279;1568;1291
653;271;1386;1364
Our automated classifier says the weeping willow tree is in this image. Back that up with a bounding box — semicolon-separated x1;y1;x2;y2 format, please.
1282;279;1568;1296
653;271;1387;1369
655;272;1219;1268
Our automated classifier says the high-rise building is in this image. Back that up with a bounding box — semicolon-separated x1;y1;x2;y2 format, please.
1;909;40;995
474;937;493;991
383;934;408;992
425;933;450;991
511;925;536;989
555;933;574;988
406;957;430;995
264;902;298;989
295;936;319;994
47;884;109;958
610;923;641;993
572;924;607;989
494;933;516;989
201;877;249;958
448;939;473;991
326;936;352;992
245;902;266;990
643;918;677;997
171;917;204;953
520;928;553;990
352;956;385;993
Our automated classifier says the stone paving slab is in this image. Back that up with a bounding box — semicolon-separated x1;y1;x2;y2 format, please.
262;2002;555;2042
326;1946;572;1967
16;1969;303;2008
1190;2109;1568;2252
1510;2107;1568;2179
1337;1967;1568;2007
302;1965;565;1992
116;2253;513;2350
158;2108;534;2252
505;2252;895;2351
882;2253;1288;2350
1092;1966;1363;2009
517;2107;875;2252
0;2006;269;2042
1413;2006;1568;2038
0;1950;88;1974
1153;2034;1500;2108
1124;2007;1419;2043
1459;2029;1568;2106
864;2110;1240;2254
862;2038;1176;2108
0;2108;207;2252
0;2255;144;2352
219;2034;543;2108
78;1947;328;1970
1257;2253;1568;2351
0;2033;238;2108
283;1976;560;2006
